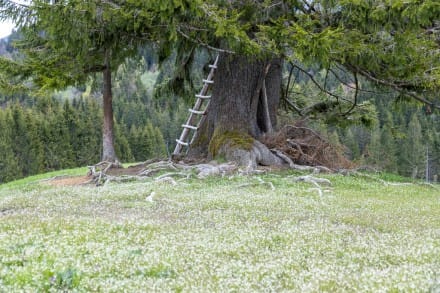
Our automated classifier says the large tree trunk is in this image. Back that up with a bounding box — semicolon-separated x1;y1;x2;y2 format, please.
101;50;118;163
188;53;284;168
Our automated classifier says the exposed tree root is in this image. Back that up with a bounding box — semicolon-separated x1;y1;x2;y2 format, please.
271;149;332;173
87;161;123;185
86;159;238;186
195;163;237;178
217;140;283;172
292;175;332;197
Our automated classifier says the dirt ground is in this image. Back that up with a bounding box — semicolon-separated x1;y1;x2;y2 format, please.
43;175;92;186
42;163;148;187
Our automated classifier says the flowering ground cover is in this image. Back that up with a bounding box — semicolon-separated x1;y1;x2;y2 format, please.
0;170;439;292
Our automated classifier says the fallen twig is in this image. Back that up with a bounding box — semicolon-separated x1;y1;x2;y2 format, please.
271;149;332;173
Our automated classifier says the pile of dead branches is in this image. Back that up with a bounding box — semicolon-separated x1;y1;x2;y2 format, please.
262;124;353;170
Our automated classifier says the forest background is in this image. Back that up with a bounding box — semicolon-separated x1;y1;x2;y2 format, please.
0;31;439;184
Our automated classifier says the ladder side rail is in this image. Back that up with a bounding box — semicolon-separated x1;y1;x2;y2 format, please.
188;101;211;147
174;127;191;154
192;57;218;110
173;55;219;155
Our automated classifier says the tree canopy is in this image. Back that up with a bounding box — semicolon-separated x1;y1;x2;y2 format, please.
1;0;439;168
1;0;439;104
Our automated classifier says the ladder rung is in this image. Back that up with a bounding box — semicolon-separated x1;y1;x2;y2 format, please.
176;139;189;146
182;124;198;130
188;108;205;115
209;64;217;69
203;79;214;84
195;94;211;99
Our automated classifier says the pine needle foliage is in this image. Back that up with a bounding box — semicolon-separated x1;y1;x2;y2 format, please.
1;0;439;114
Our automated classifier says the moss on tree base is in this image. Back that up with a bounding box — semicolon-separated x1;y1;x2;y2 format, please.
206;128;284;169
208;129;254;158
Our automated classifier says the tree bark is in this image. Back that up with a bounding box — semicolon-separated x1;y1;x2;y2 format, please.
188;53;283;167
101;50;118;163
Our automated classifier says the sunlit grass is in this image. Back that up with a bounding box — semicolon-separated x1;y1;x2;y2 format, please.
0;171;439;291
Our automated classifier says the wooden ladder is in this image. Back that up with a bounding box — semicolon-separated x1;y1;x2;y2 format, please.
173;55;219;156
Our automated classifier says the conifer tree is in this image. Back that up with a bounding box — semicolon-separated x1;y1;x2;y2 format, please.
114;122;134;163
400;114;425;178
379;123;398;173
42;106;76;170
73;99;102;166
23;110;45;175
152;126;167;157
0;111;20;182
8;104;33;176
342;128;360;160
144;121;157;159
366;125;383;169
364;108;399;172
128;125;142;161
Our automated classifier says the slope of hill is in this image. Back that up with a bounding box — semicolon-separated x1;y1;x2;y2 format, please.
0;170;439;291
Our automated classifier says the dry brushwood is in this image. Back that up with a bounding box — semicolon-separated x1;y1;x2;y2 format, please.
270;149;331;173
261;123;353;171
87;161;123;186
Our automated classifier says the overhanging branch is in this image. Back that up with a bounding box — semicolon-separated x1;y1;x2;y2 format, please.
342;72;359;116
177;26;235;54
348;65;440;110
290;62;350;103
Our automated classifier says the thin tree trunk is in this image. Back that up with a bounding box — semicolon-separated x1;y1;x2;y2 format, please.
101;49;118;162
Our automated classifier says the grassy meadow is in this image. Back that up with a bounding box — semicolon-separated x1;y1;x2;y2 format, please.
0;169;439;292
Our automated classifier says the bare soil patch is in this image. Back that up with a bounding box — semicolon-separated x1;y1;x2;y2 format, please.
43;175;92;186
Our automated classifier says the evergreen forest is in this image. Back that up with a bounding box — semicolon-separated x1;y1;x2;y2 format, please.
0;3;439;183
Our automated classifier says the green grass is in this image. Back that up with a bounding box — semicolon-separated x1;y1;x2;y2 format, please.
0;167;88;191
0;170;439;292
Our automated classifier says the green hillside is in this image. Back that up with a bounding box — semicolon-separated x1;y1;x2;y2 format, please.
0;170;439;292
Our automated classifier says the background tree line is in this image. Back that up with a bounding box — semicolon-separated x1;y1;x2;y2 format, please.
281;64;440;181
1;31;440;183
0;35;175;183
